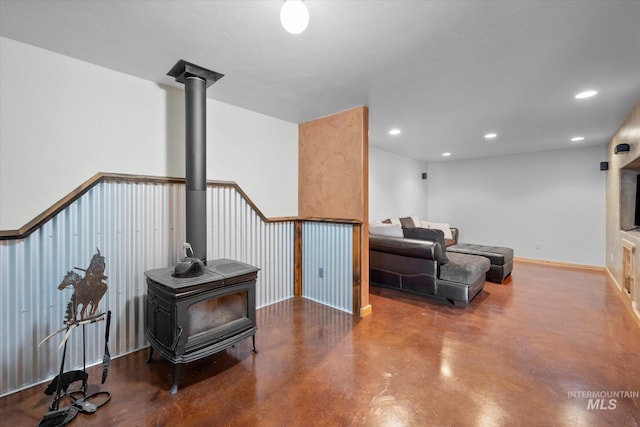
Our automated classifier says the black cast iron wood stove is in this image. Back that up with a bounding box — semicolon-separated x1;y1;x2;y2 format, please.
144;61;259;395
145;259;258;394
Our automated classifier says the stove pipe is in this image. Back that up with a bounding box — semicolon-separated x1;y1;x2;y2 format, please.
167;60;224;263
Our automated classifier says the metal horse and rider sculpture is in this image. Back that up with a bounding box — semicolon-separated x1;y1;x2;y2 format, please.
38;249;112;426
57;249;108;321
39;248;110;347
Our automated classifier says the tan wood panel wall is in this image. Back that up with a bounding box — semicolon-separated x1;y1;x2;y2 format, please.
298;106;370;316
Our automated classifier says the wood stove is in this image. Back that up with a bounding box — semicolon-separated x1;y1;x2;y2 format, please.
144;60;260;394
145;259;259;394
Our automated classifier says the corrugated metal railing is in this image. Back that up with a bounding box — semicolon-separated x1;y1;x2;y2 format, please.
0;179;294;396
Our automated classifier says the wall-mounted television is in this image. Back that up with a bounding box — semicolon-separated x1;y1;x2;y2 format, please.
620;169;640;231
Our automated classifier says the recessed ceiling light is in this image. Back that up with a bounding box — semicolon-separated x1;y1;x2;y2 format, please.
442;152;451;157
389;129;401;135
484;133;497;139
575;90;597;99
571;136;585;142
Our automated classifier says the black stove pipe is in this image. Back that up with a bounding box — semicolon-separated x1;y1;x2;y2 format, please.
184;75;207;262
167;60;224;263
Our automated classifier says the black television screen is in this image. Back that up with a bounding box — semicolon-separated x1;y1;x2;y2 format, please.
636;174;640;227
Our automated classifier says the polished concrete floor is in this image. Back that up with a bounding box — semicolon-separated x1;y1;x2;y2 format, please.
2;261;639;426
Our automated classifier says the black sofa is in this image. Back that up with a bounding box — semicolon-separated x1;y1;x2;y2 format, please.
369;233;490;307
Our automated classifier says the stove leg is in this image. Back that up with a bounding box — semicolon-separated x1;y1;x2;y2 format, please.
170;364;180;395
252;335;259;354
147;347;154;363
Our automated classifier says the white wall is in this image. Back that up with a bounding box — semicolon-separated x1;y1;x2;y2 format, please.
427;146;606;266
369;146;429;222
0;37;298;230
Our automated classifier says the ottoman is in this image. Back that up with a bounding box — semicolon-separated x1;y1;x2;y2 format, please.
447;243;514;283
437;252;490;306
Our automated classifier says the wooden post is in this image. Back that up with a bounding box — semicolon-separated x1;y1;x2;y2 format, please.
294;220;302;296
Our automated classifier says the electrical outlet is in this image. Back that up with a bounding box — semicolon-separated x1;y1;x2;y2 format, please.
535;242;541;250
319;267;324;278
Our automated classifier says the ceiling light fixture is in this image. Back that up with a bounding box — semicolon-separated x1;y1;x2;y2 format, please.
571;136;585;142
575;90;597;99
442;152;452;157
389;128;401;135
484;133;497;139
280;0;309;34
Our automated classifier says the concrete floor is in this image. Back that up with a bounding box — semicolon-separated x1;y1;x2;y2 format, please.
1;260;639;426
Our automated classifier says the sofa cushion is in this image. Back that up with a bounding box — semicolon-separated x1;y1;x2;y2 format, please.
421;221;453;240
447;243;514;264
370;223;403;237
402;227;449;263
439;252;489;284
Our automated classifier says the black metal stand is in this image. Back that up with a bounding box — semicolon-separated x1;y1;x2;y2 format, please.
51;337;70;411
39;316;111;426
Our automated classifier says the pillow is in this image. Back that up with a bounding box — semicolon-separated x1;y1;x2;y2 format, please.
369;223;403;238
381;218;402;225
421;221;453;240
399;217;416;228
402;227;449;262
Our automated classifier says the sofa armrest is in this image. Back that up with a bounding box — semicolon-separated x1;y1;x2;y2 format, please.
369;235;446;262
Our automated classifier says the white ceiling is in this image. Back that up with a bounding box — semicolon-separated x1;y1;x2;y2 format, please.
1;0;639;163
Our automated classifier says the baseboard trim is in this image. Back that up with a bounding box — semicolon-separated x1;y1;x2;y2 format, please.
514;257;604;272
605;267;640;331
605;266;620;289
359;304;372;317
